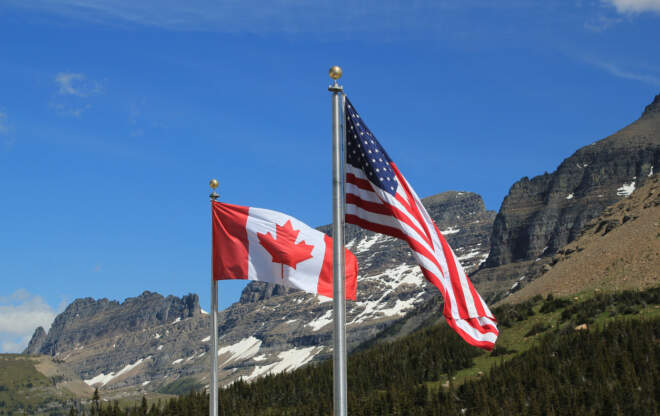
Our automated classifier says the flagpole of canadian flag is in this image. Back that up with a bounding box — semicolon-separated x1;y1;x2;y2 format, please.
329;65;348;416
209;179;220;416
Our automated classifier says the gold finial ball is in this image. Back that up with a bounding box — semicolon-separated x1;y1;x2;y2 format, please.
209;179;219;189
329;66;343;80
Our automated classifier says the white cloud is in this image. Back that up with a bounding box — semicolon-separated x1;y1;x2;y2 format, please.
52;102;92;118
0;290;58;353
605;0;660;14
0;111;8;135
51;72;103;118
583;14;623;32
582;57;660;86
0;111;15;150
6;0;532;34
55;72;103;97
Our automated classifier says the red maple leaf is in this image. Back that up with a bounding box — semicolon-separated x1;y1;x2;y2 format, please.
257;220;314;270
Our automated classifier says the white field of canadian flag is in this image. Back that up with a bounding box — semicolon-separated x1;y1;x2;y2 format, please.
212;201;358;300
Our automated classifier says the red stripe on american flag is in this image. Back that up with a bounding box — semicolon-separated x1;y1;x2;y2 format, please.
437;231;471;318
346;193;434;249
346;173;374;192
467;278;487;318
445;318;496;351
390;163;437;249
345;193;393;216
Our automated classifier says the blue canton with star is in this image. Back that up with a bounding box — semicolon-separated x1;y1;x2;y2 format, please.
345;98;399;196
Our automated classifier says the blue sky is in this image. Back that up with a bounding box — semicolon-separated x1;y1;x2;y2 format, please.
1;0;659;352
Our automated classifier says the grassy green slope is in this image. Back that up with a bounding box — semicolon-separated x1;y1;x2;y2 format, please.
0;354;75;415
449;288;660;388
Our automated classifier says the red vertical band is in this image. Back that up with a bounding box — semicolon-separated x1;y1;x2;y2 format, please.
344;248;358;301
212;201;250;280
317;235;358;300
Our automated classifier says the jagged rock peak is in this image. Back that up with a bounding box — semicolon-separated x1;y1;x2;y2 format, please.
24;291;201;356
24;326;47;355
642;93;660;118
239;282;299;304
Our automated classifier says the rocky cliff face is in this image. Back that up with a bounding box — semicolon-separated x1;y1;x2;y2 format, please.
485;94;660;268
24;191;494;397
503;174;659;303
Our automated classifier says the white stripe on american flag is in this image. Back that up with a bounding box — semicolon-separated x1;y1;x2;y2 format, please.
345;159;498;349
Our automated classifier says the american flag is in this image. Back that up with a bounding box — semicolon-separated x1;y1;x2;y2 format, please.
344;97;498;350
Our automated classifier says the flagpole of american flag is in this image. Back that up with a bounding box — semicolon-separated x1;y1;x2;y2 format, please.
329;65;348;416
209;179;220;416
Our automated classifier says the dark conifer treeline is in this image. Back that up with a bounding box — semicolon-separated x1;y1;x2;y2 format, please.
88;289;659;416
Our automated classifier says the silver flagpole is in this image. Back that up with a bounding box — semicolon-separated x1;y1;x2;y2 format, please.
209;179;220;416
329;66;347;416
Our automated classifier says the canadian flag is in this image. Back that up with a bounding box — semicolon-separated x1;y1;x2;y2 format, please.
212;201;358;300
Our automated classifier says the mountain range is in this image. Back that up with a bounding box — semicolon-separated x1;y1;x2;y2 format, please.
19;93;660;406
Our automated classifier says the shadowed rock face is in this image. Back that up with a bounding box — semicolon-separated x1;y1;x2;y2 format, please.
25;326;47;354
22;191;495;394
503;175;660;303
485;94;660;268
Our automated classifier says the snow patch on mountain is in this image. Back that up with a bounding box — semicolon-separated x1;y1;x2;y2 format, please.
353;234;393;253
306;310;333;332
85;356;151;387
458;249;485;262
617;181;636;197
218;336;262;364
244;346;322;382
316;295;332;304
